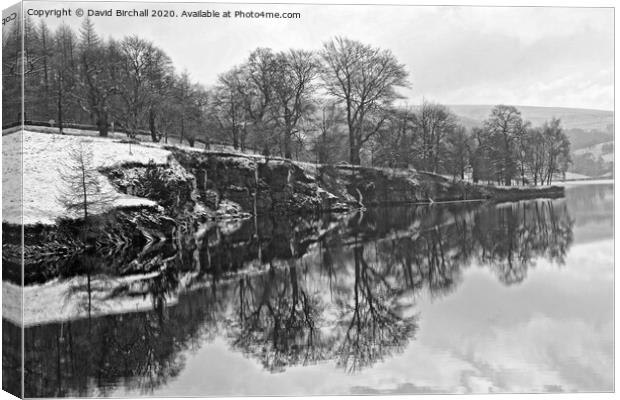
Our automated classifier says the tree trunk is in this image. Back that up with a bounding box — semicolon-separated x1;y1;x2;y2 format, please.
180;117;185;144
504;156;512;186
232;125;239;149
81;165;88;221
284;130;292;159
350;147;361;165
149;108;158;142
96;117;108;137
350;133;361;165
57;81;63;135
290;264;299;306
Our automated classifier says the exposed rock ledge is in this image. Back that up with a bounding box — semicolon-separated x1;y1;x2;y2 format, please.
166;149;564;214
4;146;564;270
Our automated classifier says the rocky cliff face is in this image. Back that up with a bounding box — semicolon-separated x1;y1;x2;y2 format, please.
105;148;564;217
167;150;504;215
170;150;347;215
317;165;490;205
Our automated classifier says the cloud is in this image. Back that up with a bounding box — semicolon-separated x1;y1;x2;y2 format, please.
33;2;613;109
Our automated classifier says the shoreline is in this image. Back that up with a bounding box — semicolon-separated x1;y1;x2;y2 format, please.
2;130;575;282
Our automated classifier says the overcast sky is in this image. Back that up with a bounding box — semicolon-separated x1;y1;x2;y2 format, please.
27;1;614;110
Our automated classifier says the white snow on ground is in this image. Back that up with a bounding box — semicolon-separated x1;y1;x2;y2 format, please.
24;124;265;156
562;171;591;180
560;178;614;186
2;130;171;225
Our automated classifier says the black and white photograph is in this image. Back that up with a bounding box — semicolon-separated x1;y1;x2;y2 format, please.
1;0;615;397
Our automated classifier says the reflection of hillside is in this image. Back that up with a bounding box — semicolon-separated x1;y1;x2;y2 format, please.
564;183;612;244
22;199;574;397
565;183;612;217
566;183;613;224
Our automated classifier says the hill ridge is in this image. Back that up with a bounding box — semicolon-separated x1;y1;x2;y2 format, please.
446;104;613;113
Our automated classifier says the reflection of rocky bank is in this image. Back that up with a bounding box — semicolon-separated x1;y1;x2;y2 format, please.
15;197;574;397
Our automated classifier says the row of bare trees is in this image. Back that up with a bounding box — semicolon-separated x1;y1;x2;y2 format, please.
6;18;208;143
370;103;571;185
208;37;409;163
9;19;411;163
209;47;320;157
6;19;571;182
472;106;571;185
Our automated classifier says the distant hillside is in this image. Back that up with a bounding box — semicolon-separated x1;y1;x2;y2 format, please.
574;141;614;163
448;105;613;130
448;104;614;150
569;143;613;178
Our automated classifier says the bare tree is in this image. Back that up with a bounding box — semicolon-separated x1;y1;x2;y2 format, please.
73;19;121;137
369;107;413;168
444;125;472;180
312;101;345;165
2;13;22;124
525;126;547;185
243;48;279;155
513;120;532;185
541;118;571;184
271;49;319;159
57;141;117;222
482;105;525;186
171;72;209;147
210;66;248;149
412;101;457;172
51;24;78;136
36;20;53;117
118;36;173;142
320;37;409;165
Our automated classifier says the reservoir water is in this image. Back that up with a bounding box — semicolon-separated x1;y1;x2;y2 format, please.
6;181;613;396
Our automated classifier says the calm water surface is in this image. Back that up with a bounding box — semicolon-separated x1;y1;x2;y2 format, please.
14;182;614;396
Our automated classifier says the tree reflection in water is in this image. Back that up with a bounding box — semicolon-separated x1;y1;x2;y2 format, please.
228;261;325;372
20;197;574;397
334;243;417;373
476;200;573;284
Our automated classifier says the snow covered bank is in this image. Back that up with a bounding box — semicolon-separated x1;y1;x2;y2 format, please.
559;178;614;186
2;130;171;225
562;171;592;180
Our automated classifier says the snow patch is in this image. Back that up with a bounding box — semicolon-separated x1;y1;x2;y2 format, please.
3;131;171;225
